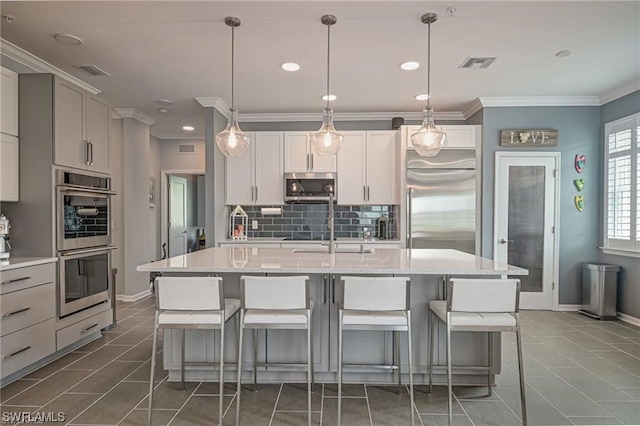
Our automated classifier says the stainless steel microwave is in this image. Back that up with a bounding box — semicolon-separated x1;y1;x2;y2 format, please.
284;172;336;203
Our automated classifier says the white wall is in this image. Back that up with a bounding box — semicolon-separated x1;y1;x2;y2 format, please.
149;135;161;259
159;139;205;170
111;119;125;294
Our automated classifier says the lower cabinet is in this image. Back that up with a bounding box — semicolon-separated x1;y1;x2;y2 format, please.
1;319;56;378
56;308;113;350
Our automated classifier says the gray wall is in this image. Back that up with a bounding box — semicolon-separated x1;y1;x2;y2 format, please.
477;106;602;306
111;119;124;294
159;139;205;171
205;108;228;247
599;90;640;318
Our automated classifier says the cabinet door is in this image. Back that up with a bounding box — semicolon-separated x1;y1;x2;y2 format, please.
336;132;366;205
284;131;311;172
0;134;19;201
254;132;284;205
54;79;86;170
309;150;336;173
0;67;18;137
403;125;421;149
366;131;397;205
439;125;477;149
225;132;255;205
86;95;111;174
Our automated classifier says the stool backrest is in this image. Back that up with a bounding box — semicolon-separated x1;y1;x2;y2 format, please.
448;278;520;313
240;275;309;310
342;276;410;311
156;276;223;311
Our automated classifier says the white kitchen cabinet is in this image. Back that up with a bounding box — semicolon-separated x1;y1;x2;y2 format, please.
284;131;336;173
403;124;479;149
1;66;19;137
226;131;283;205
337;131;397;205
0;134;19;201
54;78;111;174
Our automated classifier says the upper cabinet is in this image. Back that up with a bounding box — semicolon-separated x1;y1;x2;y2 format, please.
403;124;480;149
19;74;111;175
54;79;111;174
1;67;19;137
226;132;284;205
1;67;19;201
284;131;336;173
337;131;397;205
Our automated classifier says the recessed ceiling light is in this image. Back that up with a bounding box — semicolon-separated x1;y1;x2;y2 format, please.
415;94;429;101
281;62;300;72
401;61;420;71
54;33;82;46
157;108;170;114
555;50;572;58
322;94;337;101
182;125;195;132
156;99;173;106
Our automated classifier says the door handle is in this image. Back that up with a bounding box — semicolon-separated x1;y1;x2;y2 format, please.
499;238;514;244
306;154;310;170
363;186;367;201
84;140;90;165
366;186;370;201
407;188;413;248
255;186;258;201
310;154;314;170
89;142;94;166
2;307;30;318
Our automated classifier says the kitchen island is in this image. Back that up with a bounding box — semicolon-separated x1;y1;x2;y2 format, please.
137;247;527;385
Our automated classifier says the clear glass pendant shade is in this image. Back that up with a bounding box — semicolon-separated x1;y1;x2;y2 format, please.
311;108;343;156
216;108;250;157
411;107;446;156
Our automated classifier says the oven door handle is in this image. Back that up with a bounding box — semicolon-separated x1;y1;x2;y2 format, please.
58;186;116;196
60;246;117;257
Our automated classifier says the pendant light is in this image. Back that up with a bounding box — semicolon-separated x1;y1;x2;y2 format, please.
311;14;343;156
411;13;446;157
216;16;250;157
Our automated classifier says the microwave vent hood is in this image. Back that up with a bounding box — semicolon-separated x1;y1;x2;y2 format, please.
284;172;336;203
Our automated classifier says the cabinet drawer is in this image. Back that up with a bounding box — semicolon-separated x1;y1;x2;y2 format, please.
1;318;56;379
56;308;112;350
1;282;56;337
1;262;56;295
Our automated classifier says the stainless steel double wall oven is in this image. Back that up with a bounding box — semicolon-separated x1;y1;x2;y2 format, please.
56;170;115;317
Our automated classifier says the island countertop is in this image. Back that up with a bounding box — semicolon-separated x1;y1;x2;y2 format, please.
137;247;527;276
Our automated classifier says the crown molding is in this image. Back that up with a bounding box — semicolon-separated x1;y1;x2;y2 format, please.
195;97;230;119
149;129;204;140
599;80;640;105
113;108;155;126
478;96;601;107
462;98;485;120
236;111;464;123
0;38;101;95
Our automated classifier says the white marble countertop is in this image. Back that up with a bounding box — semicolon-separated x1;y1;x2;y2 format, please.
0;256;58;271
137;247;527;276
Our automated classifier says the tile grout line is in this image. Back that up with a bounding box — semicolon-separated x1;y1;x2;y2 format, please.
166;379;203;426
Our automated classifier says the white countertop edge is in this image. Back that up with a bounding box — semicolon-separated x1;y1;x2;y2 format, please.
137;266;527;275
219;239;402;245
0;257;58;271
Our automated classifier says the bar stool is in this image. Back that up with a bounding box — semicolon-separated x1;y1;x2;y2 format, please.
338;276;415;426
148;276;240;426
235;275;313;426
427;277;527;426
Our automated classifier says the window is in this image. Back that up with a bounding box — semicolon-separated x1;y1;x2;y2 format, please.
604;112;640;255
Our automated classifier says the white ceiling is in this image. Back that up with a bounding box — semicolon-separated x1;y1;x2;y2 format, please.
1;1;639;138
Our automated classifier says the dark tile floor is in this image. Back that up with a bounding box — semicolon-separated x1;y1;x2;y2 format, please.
1;298;639;425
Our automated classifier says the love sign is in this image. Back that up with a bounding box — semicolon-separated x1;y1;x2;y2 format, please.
500;129;558;146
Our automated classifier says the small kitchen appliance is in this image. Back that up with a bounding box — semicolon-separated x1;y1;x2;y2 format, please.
0;214;10;260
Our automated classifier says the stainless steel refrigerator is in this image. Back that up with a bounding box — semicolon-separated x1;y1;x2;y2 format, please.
406;149;478;254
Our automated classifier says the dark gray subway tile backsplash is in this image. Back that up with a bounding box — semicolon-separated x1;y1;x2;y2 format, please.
230;204;396;240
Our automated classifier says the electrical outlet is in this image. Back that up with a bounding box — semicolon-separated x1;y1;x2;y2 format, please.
252;220;258;230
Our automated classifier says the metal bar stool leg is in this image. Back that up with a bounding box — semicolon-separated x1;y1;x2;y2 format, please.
307;318;312;426
181;329;186;390
253;329;258;388
236;311;244;426
516;327;527;425
395;331;403;394
446;317;453;426
147;316;159;426
407;312;415;426
428;310;434;394
219;326;225;426
337;311;344;426
488;331;493;396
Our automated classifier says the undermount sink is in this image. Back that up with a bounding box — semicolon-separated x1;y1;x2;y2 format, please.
292;247;374;254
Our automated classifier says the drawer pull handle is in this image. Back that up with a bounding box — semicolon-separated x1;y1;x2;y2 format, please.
81;323;99;333
2;307;30;318
3;346;31;359
1;276;31;285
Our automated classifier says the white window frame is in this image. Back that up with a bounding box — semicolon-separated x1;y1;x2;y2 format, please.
602;112;640;257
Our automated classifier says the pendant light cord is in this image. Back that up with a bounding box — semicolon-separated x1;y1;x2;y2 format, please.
231;24;235;109
426;21;431;109
326;23;331;110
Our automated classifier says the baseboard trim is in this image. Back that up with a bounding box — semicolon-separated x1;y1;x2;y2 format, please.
556;304;581;311
116;289;152;302
618;312;640;327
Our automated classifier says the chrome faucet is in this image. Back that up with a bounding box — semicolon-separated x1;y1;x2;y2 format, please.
328;192;335;254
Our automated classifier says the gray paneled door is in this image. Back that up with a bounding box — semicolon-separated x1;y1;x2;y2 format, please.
494;152;560;310
168;175;188;257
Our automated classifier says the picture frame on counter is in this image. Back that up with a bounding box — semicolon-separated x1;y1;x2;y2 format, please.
500;129;558;147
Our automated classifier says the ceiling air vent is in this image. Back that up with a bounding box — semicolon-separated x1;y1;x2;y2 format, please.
178;144;196;155
459;57;496;69
74;64;110;76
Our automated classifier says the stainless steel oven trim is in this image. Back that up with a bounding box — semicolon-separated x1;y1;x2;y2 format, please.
56;187;112;251
58;246;114;318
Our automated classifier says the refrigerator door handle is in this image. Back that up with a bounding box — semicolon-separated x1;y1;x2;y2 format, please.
407;187;413;249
